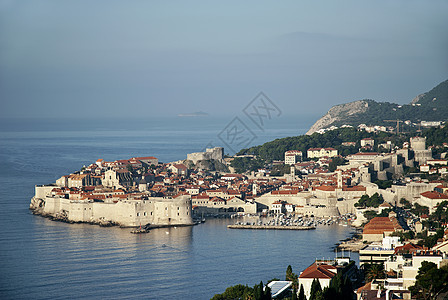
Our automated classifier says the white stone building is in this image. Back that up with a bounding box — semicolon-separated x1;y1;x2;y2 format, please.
284;150;303;165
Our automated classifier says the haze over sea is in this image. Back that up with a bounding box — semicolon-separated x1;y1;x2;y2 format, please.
0;116;358;299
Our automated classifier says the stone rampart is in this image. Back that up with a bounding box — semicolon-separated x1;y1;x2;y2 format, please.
187;147;224;164
31;192;193;227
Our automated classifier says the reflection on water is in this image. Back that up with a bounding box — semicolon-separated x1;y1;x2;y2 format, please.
1;217;357;299
0;124;354;300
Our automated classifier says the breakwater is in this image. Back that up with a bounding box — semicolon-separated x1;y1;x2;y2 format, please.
227;224;315;230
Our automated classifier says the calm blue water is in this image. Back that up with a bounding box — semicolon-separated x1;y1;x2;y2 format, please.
0;116;358;299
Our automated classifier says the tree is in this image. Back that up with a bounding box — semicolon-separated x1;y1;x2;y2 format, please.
286;265;299;290
354;195;370;208
309;279;322;300
253;281;271;300
298;284;306;300
374;180;393;189
355;193;384;208
286;265;294;279
321;286;338;300
365;263;385;282
328;157;346;172
409;261;448;300
411;203;429;217
432;200;448;223
291;287;298;300
319;273;354;300
363;210;379;222
211;284;253;300
341;275;354;300
399;198;412;209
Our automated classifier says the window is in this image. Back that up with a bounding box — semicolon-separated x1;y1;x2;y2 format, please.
144;212;147;216
137;212;140;216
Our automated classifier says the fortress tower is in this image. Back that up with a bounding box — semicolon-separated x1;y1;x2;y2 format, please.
410;137;426;151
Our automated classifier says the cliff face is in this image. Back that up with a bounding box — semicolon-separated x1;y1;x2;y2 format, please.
306;100;369;135
306;79;448;135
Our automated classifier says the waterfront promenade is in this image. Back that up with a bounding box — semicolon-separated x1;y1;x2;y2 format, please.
227;224;315;230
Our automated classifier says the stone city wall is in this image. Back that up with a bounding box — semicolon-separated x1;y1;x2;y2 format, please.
32;192;193;227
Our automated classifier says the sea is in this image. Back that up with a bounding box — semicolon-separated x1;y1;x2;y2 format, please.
0;115;359;299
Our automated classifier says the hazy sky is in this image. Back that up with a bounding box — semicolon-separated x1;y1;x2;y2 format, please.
1;0;447;119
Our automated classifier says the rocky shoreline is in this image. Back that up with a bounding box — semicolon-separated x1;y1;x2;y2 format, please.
31;208;120;227
31;207;197;231
333;227;365;252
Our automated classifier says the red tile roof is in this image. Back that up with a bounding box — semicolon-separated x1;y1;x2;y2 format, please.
299;262;337;279
421;191;448;200
363;216;403;235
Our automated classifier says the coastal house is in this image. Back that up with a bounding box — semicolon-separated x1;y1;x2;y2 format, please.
360;138;375;147
266;281;293;299
133;156;158;166
285;203;294;213
418;191;448;213
362;216;404;242
67;174;90;188
307;148;338;159
420;164;430;172
384;250;447;289
298;262;337;298
359;236;402;266
56;175;70;187
95;159;104;168
169;164;188;176
356;284;411;300
185;185;201;195
221;174;245;181
271;201;285;214
284;150;303;165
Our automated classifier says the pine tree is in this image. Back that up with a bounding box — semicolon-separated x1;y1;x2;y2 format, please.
309;279;322;300
298;284;306;300
321;286;338;300
263;284;272;300
292;287;298;300
341;275;354;300
286;265;299;290
329;272;342;294
286;265;294;280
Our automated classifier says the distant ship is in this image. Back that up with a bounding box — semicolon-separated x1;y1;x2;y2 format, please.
177;111;209;117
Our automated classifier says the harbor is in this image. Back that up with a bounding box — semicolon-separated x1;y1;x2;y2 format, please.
228;224;315;230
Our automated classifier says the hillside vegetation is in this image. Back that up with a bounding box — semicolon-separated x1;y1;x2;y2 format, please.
237;125;448;162
307;79;448;134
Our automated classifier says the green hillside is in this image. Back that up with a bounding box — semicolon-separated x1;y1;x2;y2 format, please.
237;127;394;161
237;124;448;162
326;80;448;128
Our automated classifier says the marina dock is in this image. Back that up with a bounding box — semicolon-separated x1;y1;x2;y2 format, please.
227;224;315;230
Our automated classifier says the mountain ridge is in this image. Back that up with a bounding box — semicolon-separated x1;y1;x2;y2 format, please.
306;79;448;135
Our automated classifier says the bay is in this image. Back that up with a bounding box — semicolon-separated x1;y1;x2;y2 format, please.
0;115;358;299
